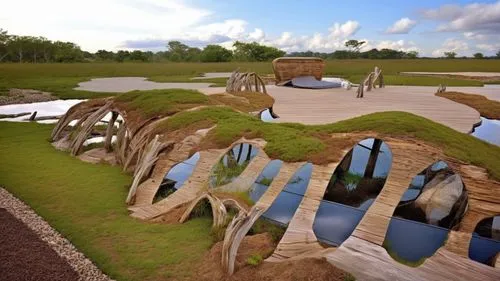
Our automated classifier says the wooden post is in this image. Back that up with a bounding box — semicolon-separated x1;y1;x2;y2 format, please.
29;111;37;121
104;111;118;152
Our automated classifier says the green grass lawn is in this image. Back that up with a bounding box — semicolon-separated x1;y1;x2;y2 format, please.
0;122;213;281
1;59;498;98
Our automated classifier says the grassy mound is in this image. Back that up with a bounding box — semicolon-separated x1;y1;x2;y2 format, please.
159;107;500;179
436;91;500;119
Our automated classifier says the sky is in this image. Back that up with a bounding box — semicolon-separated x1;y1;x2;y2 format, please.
1;0;500;56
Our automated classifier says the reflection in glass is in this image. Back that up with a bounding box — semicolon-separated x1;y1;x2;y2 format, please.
469;216;500;266
314;138;392;246
209;143;259;188
384;160;469;265
392;161;468;229
262;163;313;226
152;152;200;203
249;160;283;203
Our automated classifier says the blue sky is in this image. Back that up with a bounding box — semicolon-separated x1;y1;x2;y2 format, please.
1;0;499;56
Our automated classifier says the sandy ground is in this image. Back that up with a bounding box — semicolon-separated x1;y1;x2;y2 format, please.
401;72;500;77
191;72;233;79
74;77;213;92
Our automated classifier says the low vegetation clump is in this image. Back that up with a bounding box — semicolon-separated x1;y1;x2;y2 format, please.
246;254;263;266
115;89;210;118
436;91;500;119
249;218;287;243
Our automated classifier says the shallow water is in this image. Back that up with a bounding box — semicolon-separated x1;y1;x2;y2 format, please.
0;99;84;122
75;77;213;92
472;117;500;146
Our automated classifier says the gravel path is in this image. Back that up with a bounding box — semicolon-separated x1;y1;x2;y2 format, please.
0;187;113;281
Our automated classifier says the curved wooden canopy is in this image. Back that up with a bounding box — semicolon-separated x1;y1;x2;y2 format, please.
272;57;325;85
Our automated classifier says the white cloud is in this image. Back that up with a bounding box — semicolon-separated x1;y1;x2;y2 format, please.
385;18;417;34
422;1;500;33
463;32;488;41
476;43;500;52
248;28;265;41
0;0;212;51
376;40;419;52
431;38;469;57
328;21;361;38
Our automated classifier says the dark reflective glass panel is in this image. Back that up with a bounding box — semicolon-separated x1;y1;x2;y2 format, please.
153;152;200;203
249;160;283;203
469;216;500;266
313;138;392;247
384;217;449;263
261;163;313;226
209;143;259;188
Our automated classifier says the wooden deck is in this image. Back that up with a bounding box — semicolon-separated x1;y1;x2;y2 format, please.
202;85;500;133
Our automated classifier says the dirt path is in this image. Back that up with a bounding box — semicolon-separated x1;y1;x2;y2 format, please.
0;208;79;281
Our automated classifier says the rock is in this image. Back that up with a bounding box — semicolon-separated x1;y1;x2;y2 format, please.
493;217;500;240
415;173;464;225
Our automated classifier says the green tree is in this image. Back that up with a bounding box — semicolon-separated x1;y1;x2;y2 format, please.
496;50;500;58
200;45;232;62
233;41;285;61
406;50;419;59
167;41;189;61
39;37;53;62
0;28;10;62
52;41;83;62
95;49;115;61
185;47;201;62
473;52;484;59
444;51;457;59
7;35;32;63
114;50;130;62
344;39;366;52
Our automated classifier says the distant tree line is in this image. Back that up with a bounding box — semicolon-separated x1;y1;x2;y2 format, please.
1;29;499;63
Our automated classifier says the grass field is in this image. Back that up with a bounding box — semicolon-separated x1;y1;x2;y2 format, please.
0;122;213;281
1;59;498;98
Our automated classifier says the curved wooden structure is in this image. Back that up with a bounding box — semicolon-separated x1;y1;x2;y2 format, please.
226;70;267;94
272;57;325;85
53;94;500;281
